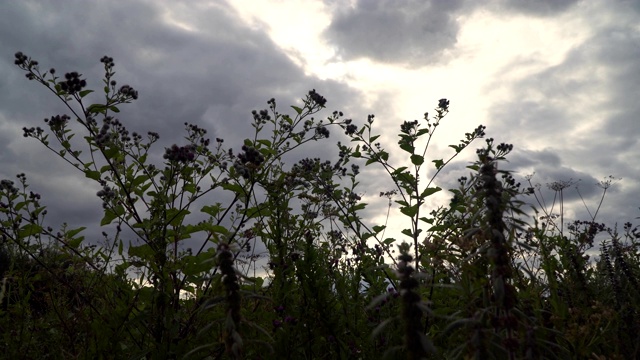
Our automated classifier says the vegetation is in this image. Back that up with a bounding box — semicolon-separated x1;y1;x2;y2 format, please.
1;52;639;359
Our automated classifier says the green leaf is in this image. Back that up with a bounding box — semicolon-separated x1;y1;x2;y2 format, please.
200;223;229;235
400;204;418;217
128;244;154;260
67;235;85;248
109;105;120;113
87;104;106;115
201;204;222;217
85;170;101;181
183;183;197;194
66;226;86;239
132;174;149;188
419;186;441;198
383;238;396;245
18;223;43;238
79;89;94;98
399;143;415;154
392;166;408;175
291;105;303;115
410;154;424;165
166;208;190;226
433;159;444;169
182;253;216;276
100;205;123;226
401;229;413;238
372;225;386;233
256;139;272;148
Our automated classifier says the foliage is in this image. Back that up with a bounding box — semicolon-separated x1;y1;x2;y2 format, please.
1;52;639;359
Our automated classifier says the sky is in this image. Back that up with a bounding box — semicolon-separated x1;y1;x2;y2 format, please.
1;0;639;256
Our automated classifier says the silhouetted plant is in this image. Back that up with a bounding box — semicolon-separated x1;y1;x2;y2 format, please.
4;51;639;360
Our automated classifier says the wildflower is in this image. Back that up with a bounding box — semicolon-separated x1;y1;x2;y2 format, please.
60;71;87;95
308;89;327;107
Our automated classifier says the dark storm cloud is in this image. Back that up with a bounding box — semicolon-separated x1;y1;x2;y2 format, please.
0;1;365;246
485;17;640;226
323;0;465;66
498;0;581;16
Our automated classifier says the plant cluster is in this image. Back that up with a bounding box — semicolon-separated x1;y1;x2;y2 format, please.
1;52;638;359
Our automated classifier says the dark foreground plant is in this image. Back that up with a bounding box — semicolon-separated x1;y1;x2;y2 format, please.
2;51;638;359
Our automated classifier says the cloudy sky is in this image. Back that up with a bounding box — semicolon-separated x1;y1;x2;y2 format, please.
1;0;639;253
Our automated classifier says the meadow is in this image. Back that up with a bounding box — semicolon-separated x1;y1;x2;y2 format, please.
1;52;638;359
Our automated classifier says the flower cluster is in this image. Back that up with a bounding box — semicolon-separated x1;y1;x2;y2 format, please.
100;55;114;68
96;183;116;208
60;71;87;95
14;51;29;66
93;117;132;147
314;125;330;138
118;85;138;100
44;114;70;133
163;144;197;163
438;98;450;111
251;109;271;124
0;179;18;195
233;145;265;179
22;126;45;138
343;118;358;135
308;89;327;107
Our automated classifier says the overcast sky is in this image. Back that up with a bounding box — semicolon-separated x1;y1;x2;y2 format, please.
1;0;639;252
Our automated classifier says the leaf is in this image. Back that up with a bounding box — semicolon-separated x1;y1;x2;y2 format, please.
383;238;396;245
66;226;86;239
108;105;120;113
79;89;94;98
392;166;408;175
419;186;441;198
18;224;43;238
432;159;444;169
399;143;415;154
67;235;85;248
201;204;222;217
100;206;122;226
256;139;271;148
372;225;386;233
400;204;418;217
85;170;101;181
183;183;197;194
166;208;190;226
449;144;463;153
410;154;424;165
401;229;413;238
128;244;154;260
132;174;149;188
291;105;303;115
87;104;106;115
200;223;229;235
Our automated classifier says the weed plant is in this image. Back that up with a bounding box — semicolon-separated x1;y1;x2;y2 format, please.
1;52;638;359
